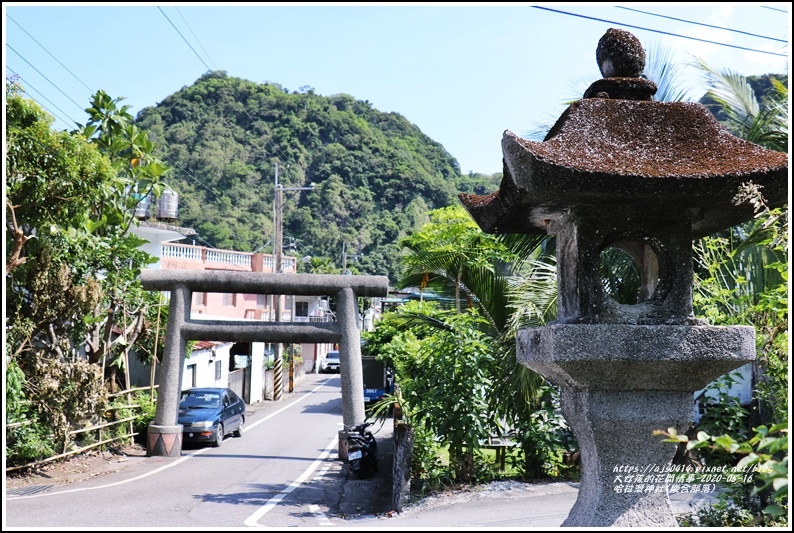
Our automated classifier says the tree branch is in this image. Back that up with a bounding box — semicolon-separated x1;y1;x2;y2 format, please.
5;201;35;275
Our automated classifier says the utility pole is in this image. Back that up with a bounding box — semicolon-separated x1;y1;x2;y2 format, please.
272;163;315;399
341;242;363;275
273;163;284;400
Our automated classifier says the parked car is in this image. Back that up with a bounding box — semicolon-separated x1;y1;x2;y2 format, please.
319;350;340;373
178;388;245;447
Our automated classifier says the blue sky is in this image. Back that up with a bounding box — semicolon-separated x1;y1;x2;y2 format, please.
4;3;790;175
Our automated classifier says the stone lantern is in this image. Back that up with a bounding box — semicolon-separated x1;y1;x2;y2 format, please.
459;28;788;527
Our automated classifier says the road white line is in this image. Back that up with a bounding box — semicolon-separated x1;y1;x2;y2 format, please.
5;447;212;500
313;462;333;481
6;378;336;501
309;504;335;526
243;435;339;527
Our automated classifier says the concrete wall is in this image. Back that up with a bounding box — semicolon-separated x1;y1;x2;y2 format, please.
180;342;233;390
693;363;754;422
249;341;265;404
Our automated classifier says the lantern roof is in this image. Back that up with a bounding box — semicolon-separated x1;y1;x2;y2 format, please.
460;29;788;238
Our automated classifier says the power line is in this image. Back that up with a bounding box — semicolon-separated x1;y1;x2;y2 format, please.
616;6;788;43
531;6;788;58
6;44;89;111
156;7;293;166
192;234;217;249
760;5;789;14
157;6;212;72
162;158;224;201
7;14;95;91
6;67;80;127
176;7;217;70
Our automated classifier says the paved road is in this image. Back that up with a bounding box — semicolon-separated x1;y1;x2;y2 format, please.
5;372;718;529
5;374;386;528
349;480;718;528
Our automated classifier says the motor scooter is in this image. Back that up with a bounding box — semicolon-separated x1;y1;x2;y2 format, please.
345;421;378;479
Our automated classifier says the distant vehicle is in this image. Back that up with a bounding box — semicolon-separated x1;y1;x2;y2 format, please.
178;388;245;447
319;350;341;373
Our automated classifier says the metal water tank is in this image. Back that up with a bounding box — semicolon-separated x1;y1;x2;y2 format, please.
157;189;179;220
135;193;153;219
125;186;152;219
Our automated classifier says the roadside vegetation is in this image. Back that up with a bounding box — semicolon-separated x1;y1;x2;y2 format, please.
5;81;168;466
659;58;788;527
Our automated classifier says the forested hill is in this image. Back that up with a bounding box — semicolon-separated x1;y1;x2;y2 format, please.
135;71;500;283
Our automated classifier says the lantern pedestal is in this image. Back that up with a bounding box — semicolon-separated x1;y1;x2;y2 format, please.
518;324;755;527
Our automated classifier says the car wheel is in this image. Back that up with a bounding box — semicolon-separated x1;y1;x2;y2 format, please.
213;424;224;447
233;416;244;438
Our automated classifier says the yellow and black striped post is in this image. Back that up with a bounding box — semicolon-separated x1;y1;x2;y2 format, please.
289;352;294;393
273;343;283;401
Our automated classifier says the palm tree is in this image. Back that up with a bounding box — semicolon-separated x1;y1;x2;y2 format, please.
394;206;561;475
692;57;788;152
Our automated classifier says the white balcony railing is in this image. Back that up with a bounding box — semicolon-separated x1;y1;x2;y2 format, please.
160;243;297;273
206;249;252;268
161;243;203;262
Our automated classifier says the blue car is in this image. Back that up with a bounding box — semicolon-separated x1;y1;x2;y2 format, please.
178;388;245;447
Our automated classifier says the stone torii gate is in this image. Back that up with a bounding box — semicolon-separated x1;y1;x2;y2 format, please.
140;269;389;457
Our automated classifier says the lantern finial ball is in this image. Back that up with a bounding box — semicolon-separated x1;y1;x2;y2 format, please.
596;28;646;78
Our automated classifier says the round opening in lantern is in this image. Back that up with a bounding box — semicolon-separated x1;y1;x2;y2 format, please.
598;241;660;305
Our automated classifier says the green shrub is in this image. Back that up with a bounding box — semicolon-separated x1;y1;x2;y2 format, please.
660;423;788;527
678;483;787;527
107;396;134;442
693;371;751;465
132;390;158;442
5;422;55;464
410;425;452;493
519;384;578;479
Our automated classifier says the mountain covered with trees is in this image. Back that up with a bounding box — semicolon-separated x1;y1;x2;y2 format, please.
135;71;500;283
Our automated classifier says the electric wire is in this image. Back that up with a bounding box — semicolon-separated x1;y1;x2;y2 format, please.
7;20;227;227
6;66;80;127
616;6;788;43
6;9;282;253
531;6;788;57
7;15;95;91
157;6;213;72
160;5;293;164
6;43;89;111
760;5;789;14
176;6;217;70
162;157;224;201
153;4;297;247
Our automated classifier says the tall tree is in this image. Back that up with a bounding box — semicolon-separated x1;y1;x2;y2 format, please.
6;82;167;453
